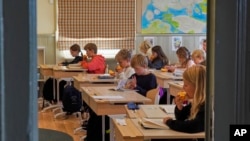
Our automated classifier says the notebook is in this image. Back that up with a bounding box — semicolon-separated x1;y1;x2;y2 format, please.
140;106;168;118
139;118;169;129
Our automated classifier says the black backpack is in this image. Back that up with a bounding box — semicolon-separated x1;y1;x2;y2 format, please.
62;84;82;113
42;77;67;103
42;77;54;102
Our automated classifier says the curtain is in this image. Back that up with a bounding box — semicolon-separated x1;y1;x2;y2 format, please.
57;0;135;50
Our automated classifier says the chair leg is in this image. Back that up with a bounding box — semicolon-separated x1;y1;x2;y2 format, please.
80;135;86;141
54;111;67;118
52;107;63;114
74;126;86;134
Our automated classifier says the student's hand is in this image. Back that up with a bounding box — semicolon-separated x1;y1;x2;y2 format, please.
149;55;154;61
165;65;176;72
83;55;88;61
126;76;137;89
116;65;123;73
174;95;185;110
163;117;173;124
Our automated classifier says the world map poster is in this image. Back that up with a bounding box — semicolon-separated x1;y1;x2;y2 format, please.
141;0;207;34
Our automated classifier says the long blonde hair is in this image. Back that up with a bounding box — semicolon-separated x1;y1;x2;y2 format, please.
183;65;206;119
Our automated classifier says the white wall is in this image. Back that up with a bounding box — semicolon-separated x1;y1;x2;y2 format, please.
36;0;206;65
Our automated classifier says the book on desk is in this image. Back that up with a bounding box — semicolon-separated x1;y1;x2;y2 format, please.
139;118;169;129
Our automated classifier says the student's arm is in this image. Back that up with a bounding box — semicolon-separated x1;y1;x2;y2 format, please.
174;104;191;120
148;59;164;70
166;105;205;133
68;56;83;64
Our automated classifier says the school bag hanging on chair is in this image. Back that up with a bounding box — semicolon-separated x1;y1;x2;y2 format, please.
62;83;82;114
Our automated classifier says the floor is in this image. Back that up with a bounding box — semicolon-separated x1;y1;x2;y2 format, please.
38;104;87;141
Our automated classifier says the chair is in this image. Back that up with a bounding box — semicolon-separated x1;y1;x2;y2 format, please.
146;88;160;104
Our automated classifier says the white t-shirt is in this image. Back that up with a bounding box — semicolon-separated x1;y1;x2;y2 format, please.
118;66;135;79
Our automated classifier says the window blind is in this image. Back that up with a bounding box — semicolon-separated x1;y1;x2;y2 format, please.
57;0;135;50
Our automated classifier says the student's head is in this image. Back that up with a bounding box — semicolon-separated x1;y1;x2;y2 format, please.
84;43;97;57
70;44;82;57
182;65;206;119
139;40;152;54
192;49;206;65
176;46;191;66
202;39;207;52
151;45;169;65
115;49;132;68
131;54;148;75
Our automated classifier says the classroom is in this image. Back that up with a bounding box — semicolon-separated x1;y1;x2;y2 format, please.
1;0;250;141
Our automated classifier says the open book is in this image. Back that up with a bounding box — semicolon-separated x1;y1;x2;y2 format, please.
159;105;176;114
138;118;169;129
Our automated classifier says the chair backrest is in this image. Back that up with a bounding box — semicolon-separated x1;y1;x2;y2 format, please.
146;88;160;104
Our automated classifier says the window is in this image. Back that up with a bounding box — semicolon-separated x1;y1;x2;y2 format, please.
56;0;136;58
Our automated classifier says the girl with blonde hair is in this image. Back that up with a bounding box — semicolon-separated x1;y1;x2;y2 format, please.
139;40;152;58
163;65;206;134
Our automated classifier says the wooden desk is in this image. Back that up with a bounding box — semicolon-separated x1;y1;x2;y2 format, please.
113;118;143;141
113;105;205;141
40;65;86;111
81;86;151;115
153;70;183;104
168;81;183;96
81;86;151;141
153;70;181;88
52;66;84;79
73;74;118;91
39;64;54;77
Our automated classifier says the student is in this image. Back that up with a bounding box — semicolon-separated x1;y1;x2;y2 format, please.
148;45;169;70
126;54;157;96
59;44;83;66
192;49;206;66
114;49;135;79
166;46;195;72
81;43;105;74
202;39;207;52
139;40;152;59
163;65;206;135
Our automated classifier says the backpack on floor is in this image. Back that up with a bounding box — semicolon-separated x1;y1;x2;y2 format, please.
42;77;67;103
62;84;82;113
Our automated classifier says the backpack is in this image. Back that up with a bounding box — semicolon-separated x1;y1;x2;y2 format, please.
62;84;82;113
42;77;54;102
42;77;67;103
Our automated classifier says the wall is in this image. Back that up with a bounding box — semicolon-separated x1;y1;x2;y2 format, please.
37;0;206;65
37;0;56;64
135;0;206;64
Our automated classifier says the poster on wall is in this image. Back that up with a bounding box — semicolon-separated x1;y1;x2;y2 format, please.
199;36;206;51
144;37;155;46
141;0;207;34
172;36;182;51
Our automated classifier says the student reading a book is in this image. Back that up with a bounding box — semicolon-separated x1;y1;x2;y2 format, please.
81;43;106;74
163;65;206;134
114;49;135;79
165;46;195;72
148;45;169;70
125;54;157;96
59;44;83;66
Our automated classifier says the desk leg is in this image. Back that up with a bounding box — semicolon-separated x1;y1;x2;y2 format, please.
102;115;105;141
167;88;171;104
